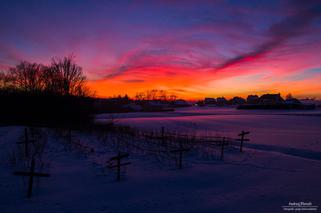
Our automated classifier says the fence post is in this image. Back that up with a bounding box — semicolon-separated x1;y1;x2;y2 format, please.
220;137;225;160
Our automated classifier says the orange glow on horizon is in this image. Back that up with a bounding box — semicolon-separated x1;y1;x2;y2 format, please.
88;66;321;100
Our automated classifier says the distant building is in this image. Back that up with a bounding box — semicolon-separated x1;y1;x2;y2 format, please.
145;100;168;107
172;99;190;107
216;97;228;106
247;95;259;104
300;98;316;105
195;100;205;106
140;100;173;112
204;98;216;105
228;97;246;105
239;93;317;110
284;98;301;105
258;93;284;105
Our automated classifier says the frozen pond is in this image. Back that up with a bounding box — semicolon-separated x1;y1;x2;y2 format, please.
96;107;321;155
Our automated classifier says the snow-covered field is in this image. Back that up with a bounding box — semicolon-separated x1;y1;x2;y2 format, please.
1;107;321;212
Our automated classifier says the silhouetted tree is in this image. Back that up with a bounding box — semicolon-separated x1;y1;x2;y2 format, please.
0;72;4;88
46;55;88;96
124;94;130;102
0;71;12;89
169;94;177;102
158;90;167;101
286;93;293;100
1;56;92;97
135;92;145;101
137;89;173;101
9;61;45;93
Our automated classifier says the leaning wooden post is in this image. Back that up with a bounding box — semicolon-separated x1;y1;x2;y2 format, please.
107;152;131;181
237;131;250;152
117;152;121;181
170;146;190;169
178;140;182;169
27;158;35;197
178;150;182;169
220;137;225;160
240;133;244;152
161;126;165;144
17;128;35;158
161;126;164;137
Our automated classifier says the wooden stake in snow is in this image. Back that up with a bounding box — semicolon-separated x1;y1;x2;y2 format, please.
220;137;227;160
108;152;131;181
170;147;190;169
161;126;165;144
16;128;35;158
13;158;50;198
236;131;250;152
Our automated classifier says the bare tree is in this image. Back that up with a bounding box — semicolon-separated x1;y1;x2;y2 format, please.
145;90;155;100
0;71;13;89
0;71;6;89
286;93;293;100
169;94;177;102
9;62;45;92
158;90;167;101
1;56;93;97
47;55;88;96
135;92;145;101
135;89;177;101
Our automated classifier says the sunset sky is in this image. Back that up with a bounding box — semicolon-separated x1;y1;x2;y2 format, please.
1;0;321;99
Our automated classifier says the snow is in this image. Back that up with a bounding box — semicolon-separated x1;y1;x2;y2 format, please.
99;107;321;154
1;107;321;212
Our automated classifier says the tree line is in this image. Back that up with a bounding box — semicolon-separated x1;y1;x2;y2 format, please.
0;55;92;97
135;89;177;101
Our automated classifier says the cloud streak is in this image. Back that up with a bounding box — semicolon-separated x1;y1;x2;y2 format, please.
215;2;321;70
105;37;214;78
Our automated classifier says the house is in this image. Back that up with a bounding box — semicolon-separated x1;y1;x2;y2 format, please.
172;99;191;107
228;97;246;105
204;98;216;105
284;98;301;105
195;100;205;106
300;98;316;105
247;95;259;104
258;93;284;105
216;97;228;106
239;93;316;110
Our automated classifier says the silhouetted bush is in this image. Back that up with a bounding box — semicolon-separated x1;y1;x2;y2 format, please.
0;90;95;127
